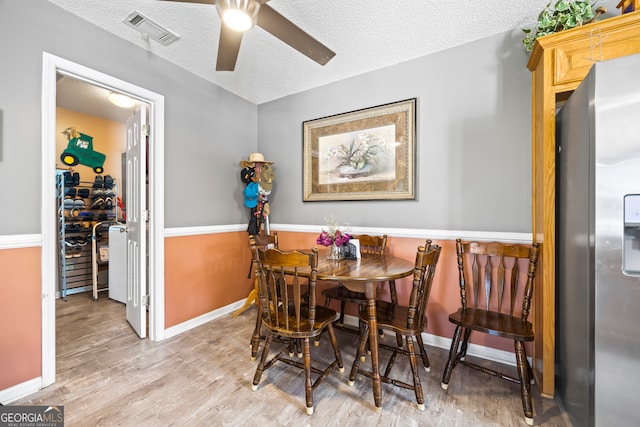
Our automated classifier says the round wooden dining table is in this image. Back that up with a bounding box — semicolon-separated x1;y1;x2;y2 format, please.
301;250;416;412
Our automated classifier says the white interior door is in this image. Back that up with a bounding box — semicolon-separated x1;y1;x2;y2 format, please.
126;104;147;338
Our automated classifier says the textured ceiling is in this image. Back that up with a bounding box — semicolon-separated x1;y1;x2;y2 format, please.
48;0;555;106
56;75;140;123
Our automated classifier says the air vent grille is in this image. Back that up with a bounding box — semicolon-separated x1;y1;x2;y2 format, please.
123;11;179;46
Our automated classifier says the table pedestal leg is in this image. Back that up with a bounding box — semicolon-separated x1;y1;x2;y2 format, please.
233;280;257;318
366;283;382;412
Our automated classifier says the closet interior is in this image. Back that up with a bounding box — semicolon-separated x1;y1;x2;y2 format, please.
56;170;124;301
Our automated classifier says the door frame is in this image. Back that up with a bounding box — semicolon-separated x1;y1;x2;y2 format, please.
41;52;166;386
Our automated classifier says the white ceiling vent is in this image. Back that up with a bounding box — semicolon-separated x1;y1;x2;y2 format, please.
123;11;179;46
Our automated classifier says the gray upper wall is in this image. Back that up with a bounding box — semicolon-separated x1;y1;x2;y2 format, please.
0;0;256;235
258;29;533;233
2;0;547;235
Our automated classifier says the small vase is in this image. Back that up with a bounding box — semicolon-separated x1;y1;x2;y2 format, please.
328;242;343;260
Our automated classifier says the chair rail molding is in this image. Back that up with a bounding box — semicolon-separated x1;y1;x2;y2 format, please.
164;223;531;243
0;234;41;249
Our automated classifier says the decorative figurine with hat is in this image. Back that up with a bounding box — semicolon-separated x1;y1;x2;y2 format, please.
239;152;274;235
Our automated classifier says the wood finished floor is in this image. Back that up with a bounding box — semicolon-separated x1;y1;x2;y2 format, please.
14;294;571;426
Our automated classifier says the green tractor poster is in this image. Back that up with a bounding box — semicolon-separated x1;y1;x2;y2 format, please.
60;128;106;173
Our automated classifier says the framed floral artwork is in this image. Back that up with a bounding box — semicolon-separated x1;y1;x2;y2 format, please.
303;98;416;201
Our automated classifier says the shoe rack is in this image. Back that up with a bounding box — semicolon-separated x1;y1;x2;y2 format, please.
57;170;118;300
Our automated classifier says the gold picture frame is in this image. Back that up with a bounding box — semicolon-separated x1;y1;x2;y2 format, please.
303;98;416;201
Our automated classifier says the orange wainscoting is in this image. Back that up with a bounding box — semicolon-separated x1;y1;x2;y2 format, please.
164;231;254;328
1;231;522;394
0;246;42;390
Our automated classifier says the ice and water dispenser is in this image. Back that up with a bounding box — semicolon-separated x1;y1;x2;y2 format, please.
623;194;640;275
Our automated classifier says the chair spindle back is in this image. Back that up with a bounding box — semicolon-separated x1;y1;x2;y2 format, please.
406;244;441;330
253;247;318;331
249;232;278;251
352;234;387;255
456;239;540;321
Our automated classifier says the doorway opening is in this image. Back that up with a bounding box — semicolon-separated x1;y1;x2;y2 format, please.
56;74;147;305
41;53;166;387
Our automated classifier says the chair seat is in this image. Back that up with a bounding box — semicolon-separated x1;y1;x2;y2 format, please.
264;305;337;338
359;300;422;335
321;285;367;305
448;308;534;341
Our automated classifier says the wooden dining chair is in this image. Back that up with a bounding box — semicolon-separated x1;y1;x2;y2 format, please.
248;233;278;360
348;244;441;411
441;239;540;426
251;246;344;415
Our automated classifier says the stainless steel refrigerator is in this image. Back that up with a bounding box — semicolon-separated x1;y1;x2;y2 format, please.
556;53;640;427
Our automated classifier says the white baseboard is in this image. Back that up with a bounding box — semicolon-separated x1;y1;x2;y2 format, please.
163;300;246;339
0;377;42;405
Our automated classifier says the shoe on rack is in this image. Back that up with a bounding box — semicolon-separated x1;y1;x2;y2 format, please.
66;223;81;233
93;189;106;197
72;172;80;186
93;175;104;189
64;187;76;198
77;188;90;198
91;198;105;209
63;197;74;209
72;246;82;257
63;171;73;187
73;197;85;209
103;189;116;197
105;198;114;209
104;175;113;189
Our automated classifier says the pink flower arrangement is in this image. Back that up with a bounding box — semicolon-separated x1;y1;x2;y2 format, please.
316;215;351;247
316;229;351;247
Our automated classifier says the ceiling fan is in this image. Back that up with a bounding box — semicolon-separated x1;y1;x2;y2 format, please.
162;0;335;71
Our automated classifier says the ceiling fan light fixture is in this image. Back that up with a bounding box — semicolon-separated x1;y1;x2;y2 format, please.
108;92;135;108
216;0;260;32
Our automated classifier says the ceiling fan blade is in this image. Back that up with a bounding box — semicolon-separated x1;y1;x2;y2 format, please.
216;25;243;71
159;0;216;5
256;4;335;66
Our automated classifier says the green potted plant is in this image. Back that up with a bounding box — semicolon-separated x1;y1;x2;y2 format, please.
522;1;607;51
